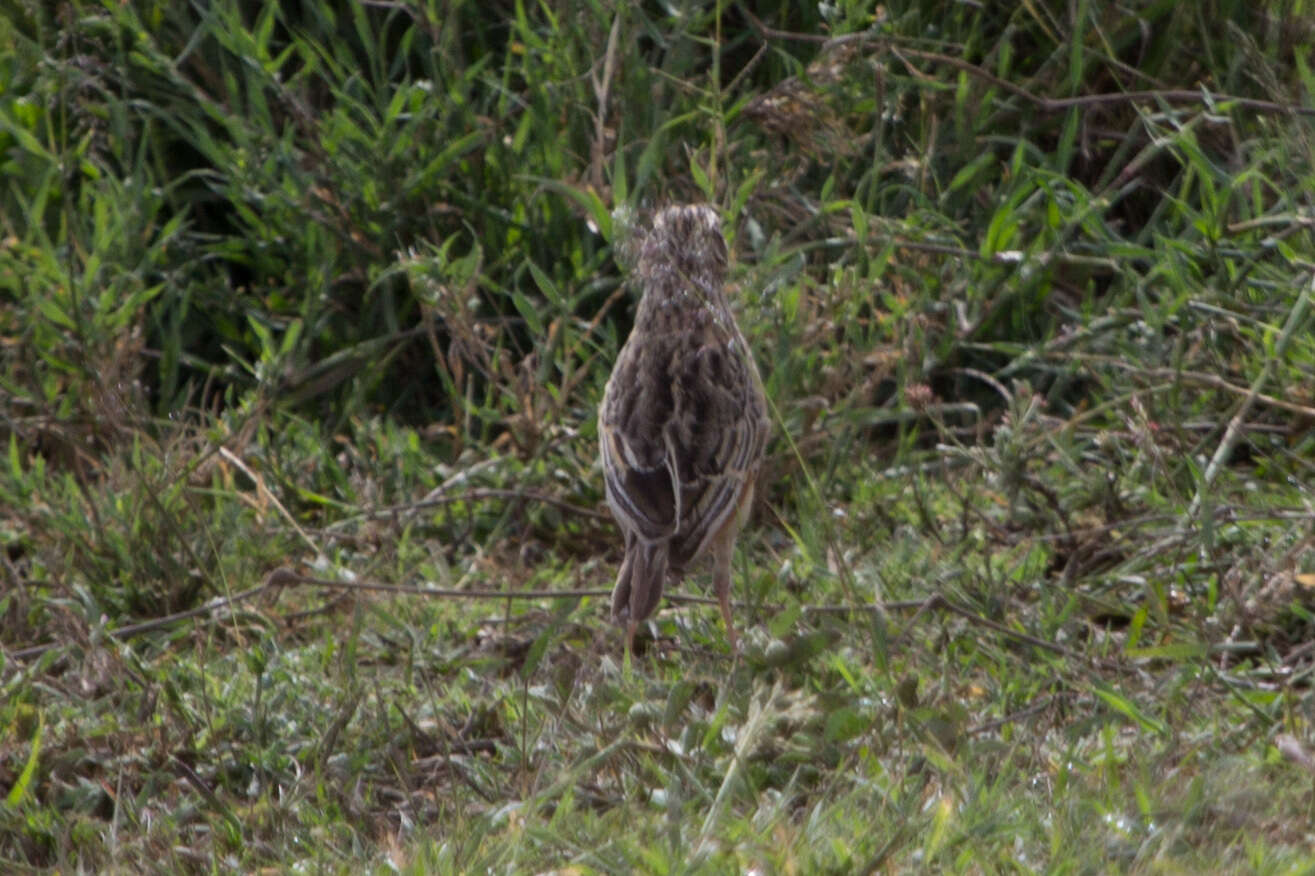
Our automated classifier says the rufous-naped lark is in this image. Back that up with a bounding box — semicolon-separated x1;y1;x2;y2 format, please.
599;204;769;651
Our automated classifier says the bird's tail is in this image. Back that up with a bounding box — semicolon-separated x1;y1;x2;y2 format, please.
611;535;669;626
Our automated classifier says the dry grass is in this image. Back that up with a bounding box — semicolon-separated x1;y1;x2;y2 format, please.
5;0;1315;871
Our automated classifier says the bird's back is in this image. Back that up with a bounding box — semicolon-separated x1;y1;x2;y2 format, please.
599;204;768;573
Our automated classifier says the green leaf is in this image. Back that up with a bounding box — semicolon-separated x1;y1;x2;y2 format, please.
1125;641;1208;661
525;177;610;240
689;155;713;202
945;152;994;199
823;706;868;743
36;295;76;330
527;260;565;310
8;433;22;484
730;169;763;224
1091;682;1168;737
511;289;544;335
611;135;628;205
4;710;42;808
520;598;578;679
851;203;868;242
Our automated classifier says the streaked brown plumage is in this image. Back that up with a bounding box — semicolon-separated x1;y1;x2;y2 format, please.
599;204;770;651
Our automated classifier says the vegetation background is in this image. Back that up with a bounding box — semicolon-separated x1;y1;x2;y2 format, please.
4;0;1315;871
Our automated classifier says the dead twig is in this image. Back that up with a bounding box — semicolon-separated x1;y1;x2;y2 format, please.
969;692;1084;736
279;570;610;601
1048;352;1315;419
739;9;1315;118
326;486;609;533
3;570;295;662
587;7;623;194
1188;273;1315;519
904;593;1135;674
4;567;614;663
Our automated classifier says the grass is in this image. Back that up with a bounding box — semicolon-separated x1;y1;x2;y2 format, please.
5;0;1315;871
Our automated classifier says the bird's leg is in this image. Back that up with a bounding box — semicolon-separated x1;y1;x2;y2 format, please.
713;550;739;653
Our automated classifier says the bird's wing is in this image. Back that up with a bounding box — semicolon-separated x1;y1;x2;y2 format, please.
664;330;770;567
599;338;681;541
601;326;769;562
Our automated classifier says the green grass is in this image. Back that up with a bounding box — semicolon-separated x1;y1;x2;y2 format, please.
5;0;1315;871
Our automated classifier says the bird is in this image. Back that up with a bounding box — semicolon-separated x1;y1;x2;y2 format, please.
598;204;770;652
